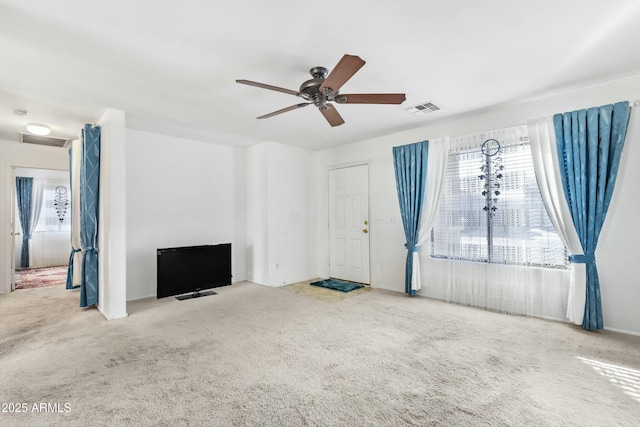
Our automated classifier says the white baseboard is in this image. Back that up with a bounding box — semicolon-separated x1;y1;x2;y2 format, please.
127;293;156;302
604;326;640;337
127;282;241;302
106;312;129;320
97;305;129;321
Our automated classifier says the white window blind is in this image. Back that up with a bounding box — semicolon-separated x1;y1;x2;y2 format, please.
34;181;71;232
430;126;567;268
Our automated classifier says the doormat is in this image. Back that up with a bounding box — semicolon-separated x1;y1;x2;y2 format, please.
310;278;364;293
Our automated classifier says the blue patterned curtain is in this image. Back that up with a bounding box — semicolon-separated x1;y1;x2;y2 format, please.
553;101;630;330
79;125;101;307
393;141;429;295
16;177;34;268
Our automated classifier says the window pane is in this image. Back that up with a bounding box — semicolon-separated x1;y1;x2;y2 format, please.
34;183;71;232
431;149;488;262
490;143;566;267
430;126;567;268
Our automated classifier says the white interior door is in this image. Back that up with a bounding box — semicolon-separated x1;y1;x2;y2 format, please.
329;164;370;284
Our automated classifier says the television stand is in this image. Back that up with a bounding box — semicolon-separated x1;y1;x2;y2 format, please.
175;290;217;301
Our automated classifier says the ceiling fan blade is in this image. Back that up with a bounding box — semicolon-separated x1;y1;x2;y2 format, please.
319;54;366;94
236;79;300;97
257;103;310;119
319;104;345;127
335;93;406;104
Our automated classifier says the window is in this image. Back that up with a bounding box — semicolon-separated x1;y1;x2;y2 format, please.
34;182;71;232
430;126;567;268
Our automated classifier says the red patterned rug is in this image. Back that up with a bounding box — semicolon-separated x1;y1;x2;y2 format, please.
15;266;68;290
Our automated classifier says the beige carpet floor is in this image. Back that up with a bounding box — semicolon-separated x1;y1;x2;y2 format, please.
0;281;639;427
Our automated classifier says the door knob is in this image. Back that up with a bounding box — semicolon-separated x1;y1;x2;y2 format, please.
362;228;368;234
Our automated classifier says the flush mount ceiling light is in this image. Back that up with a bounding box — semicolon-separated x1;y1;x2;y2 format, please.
26;123;51;136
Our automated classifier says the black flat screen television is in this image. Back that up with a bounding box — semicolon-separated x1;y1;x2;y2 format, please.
157;243;232;299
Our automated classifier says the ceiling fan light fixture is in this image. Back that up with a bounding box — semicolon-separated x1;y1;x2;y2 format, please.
26;123;51;136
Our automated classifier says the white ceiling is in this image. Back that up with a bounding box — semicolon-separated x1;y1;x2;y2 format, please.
1;0;640;150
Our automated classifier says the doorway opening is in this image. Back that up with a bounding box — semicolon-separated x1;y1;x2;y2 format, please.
12;167;71;291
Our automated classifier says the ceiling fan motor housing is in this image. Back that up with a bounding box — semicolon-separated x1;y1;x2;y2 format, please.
300;67;335;106
309;66;328;79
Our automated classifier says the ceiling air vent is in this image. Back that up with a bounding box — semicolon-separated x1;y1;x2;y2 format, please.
19;133;69;148
404;101;440;116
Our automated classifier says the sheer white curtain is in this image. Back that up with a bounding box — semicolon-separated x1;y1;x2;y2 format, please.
419;126;570;320
29;180;44;237
15;232;70;268
527;117;585;324
70;139;83;287
26;179;44;266
420;259;570;319
411;137;450;291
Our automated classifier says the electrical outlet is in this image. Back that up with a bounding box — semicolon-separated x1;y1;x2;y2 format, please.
275;263;279;269
376;217;384;224
389;217;397;224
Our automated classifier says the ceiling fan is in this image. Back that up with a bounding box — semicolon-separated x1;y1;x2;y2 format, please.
236;54;406;127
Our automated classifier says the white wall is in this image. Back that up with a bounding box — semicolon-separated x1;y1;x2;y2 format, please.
266;142;316;286
233;143;247;288
1;139;69;293
125;129;246;300
246;142;316;287
245;143;268;284
315;146;406;292
315;73;640;335
597;107;640;335
98;109;128;320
